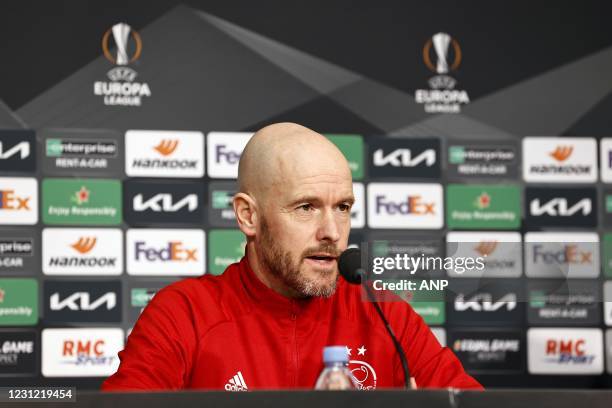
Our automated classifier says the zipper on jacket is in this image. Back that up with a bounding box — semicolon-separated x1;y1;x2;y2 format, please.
290;301;298;386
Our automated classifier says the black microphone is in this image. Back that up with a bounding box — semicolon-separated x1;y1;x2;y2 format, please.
338;248;413;390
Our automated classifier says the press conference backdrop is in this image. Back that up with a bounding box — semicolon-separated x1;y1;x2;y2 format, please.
1;0;612;390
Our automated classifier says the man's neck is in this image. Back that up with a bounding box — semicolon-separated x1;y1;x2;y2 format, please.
245;244;304;299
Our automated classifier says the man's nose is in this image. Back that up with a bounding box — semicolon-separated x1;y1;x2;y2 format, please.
315;210;341;243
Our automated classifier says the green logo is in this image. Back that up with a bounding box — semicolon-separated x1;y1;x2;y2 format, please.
42;178;121;225
212;190;233;210
0;279;38;326
46;139;63;157
406;286;445;325
446;184;520;229
208;230;246;275
326;134;364;180
606;194;612;213
382;279;444;324
449;146;466;164
131;288;156;308
529;290;546;308
604;234;612;278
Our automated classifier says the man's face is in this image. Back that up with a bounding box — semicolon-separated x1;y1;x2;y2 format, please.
256;173;354;298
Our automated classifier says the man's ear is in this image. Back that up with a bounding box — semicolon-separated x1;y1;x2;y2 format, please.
233;192;258;237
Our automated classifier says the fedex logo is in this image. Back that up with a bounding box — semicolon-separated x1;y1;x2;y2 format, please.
375;195;435;215
525;232;599;279
207;132;253;178
602;138;612;183
134;241;198;262
0;178;38;225
367;183;443;229
127;229;205;276
532;244;592;265
215;145;241;164
0;190;30;210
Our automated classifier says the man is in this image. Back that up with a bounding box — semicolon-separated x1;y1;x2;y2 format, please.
103;123;482;390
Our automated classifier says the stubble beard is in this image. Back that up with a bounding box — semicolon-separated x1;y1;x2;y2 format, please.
257;216;339;298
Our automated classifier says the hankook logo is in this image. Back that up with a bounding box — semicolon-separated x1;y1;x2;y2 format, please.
43;229;122;275
474;241;497;257
125;130;204;178
154;140;178;156
523;137;597;183
549;146;573;162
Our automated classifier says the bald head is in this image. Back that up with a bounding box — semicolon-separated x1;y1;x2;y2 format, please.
238;123;351;201
233;123;354;299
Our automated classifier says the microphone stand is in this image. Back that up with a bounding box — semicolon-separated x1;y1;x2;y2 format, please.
358;270;414;390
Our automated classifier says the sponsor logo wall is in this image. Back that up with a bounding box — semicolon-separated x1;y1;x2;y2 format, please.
0;128;611;388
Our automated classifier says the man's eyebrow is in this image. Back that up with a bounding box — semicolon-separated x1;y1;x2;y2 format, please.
287;195;355;206
342;196;355;205
288;196;321;206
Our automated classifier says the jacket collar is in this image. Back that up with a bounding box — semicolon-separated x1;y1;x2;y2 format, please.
236;256;330;318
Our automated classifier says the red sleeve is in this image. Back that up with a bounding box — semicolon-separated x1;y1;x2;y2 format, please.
391;302;483;390
102;285;198;391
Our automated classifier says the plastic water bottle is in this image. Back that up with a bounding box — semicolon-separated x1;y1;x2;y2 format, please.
314;346;357;390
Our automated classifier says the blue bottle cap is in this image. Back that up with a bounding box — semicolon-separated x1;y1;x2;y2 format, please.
323;346;349;364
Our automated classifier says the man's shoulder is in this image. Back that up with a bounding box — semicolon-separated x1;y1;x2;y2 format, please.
146;264;245;323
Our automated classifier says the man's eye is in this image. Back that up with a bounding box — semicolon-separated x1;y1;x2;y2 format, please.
297;204;313;212
339;203;351;212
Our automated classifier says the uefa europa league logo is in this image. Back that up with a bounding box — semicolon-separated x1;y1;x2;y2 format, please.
102;22;142;66
423;32;462;74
